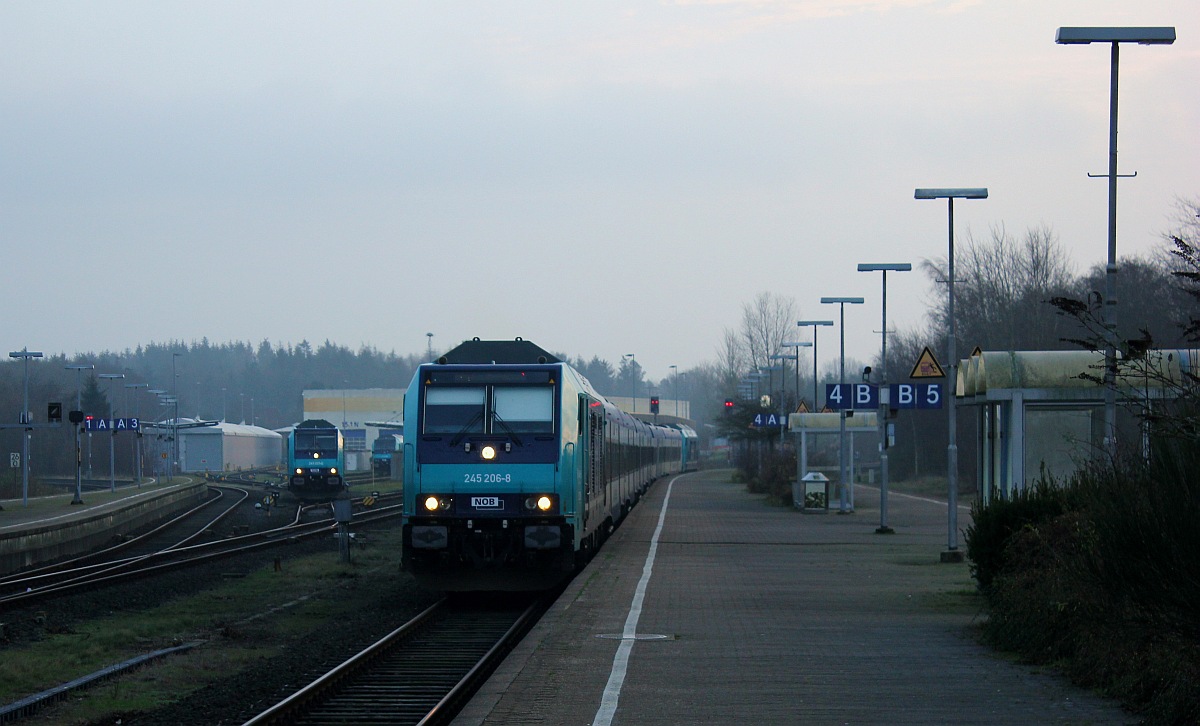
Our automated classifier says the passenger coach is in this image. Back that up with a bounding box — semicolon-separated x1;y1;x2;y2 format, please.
401;338;691;591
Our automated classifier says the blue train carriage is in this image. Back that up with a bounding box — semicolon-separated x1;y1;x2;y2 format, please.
401;338;680;591
675;423;699;471
288;419;346;502
371;428;403;477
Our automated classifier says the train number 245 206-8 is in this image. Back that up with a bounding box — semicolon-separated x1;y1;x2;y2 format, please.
463;473;512;483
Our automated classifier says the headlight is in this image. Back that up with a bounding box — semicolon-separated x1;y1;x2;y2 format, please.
525;495;554;512
294;468;302;475
481;445;496;460
330;467;338;475
312;452;319;459
424;496;440;512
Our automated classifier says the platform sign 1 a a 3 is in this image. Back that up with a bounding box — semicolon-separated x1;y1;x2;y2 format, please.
824;383;879;410
84;417;140;431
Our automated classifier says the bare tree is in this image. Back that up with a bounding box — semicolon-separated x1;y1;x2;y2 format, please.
739;292;799;372
922;224;1079;353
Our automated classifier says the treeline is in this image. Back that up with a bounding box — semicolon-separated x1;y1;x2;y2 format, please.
0;337;721;481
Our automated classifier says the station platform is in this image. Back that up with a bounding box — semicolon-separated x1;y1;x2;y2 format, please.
0;478;206;574
456;469;1131;725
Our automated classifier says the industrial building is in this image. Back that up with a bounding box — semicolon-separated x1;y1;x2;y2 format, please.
145;419;284;474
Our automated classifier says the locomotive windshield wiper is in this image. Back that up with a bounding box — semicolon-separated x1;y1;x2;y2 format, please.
490;412;523;446
448;410;486;447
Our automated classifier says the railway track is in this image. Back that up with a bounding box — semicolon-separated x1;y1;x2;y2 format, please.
245;594;555;726
0;490;401;608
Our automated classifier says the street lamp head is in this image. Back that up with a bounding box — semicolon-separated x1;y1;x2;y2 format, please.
858;263;912;272
98;373;126;380
65;364;94;371
914;188;988;200
797;320;834;327
1055;27;1176;45
820;297;865;305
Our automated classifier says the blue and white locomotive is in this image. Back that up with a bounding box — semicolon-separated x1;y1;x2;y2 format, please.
287;419;346;502
401;339;696;591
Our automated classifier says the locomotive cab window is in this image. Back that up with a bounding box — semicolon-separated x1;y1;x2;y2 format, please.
423;387;486;435
493;386;554;434
295;431;339;457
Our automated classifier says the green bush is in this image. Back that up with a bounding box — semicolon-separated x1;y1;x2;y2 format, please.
969;442;1200;724
964;479;1074;590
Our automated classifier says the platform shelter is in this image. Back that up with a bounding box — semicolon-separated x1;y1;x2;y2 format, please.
956;349;1198;502
788;411;878;510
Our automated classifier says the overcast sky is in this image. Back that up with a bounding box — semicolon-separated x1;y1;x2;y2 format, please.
2;1;1196;382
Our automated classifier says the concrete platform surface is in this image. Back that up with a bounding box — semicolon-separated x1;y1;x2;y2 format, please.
456;468;1132;725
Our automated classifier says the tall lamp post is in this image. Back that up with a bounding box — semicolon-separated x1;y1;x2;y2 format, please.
916;187;988;560
171;352;182;481
797;321;834;410
65;363;94;504
669;365;678;416
780;342;813;411
98;373;125;492
10;348;44;506
624;354;636;413
819;298;864;513
125;382;148;485
1055;26;1176;455
858;263;912;535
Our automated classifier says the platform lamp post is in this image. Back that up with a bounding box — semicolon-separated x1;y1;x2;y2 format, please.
148;389;167;480
624;354;636;413
65;363;94;504
125;382;148;485
915;187;987;561
10;348;44;506
820;298;863;513
98;373;125;492
796;321;834;411
172;352;181;479
669;365;678;416
158;395;178;482
780;342;813;412
858;263;912;535
1055;26;1176;456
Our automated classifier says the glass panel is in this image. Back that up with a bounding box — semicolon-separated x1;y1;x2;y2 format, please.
295;430;339;458
493;387;554;434
423;387;486;434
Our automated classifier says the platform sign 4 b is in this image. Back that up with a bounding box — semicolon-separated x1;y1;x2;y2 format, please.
825;383;878;410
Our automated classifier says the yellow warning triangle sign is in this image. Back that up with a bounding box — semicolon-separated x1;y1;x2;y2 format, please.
971;346;983;357
910;346;947;379
795;401;809;413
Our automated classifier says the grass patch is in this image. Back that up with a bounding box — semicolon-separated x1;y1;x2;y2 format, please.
0;528;406;716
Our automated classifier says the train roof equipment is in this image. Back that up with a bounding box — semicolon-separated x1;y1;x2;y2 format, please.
437;338;562;365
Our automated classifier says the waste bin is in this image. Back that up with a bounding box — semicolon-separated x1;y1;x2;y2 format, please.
795;472;830;513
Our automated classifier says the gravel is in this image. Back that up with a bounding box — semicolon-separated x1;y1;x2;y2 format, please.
2;500;444;726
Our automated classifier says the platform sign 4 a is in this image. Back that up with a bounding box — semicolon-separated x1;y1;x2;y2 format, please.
751;412;786;428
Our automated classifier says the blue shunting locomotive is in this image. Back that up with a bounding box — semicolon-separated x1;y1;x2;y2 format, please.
401;338;696;591
288;419;346;502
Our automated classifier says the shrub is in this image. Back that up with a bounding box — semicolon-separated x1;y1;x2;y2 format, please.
964;479;1074;590
970;440;1200;723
